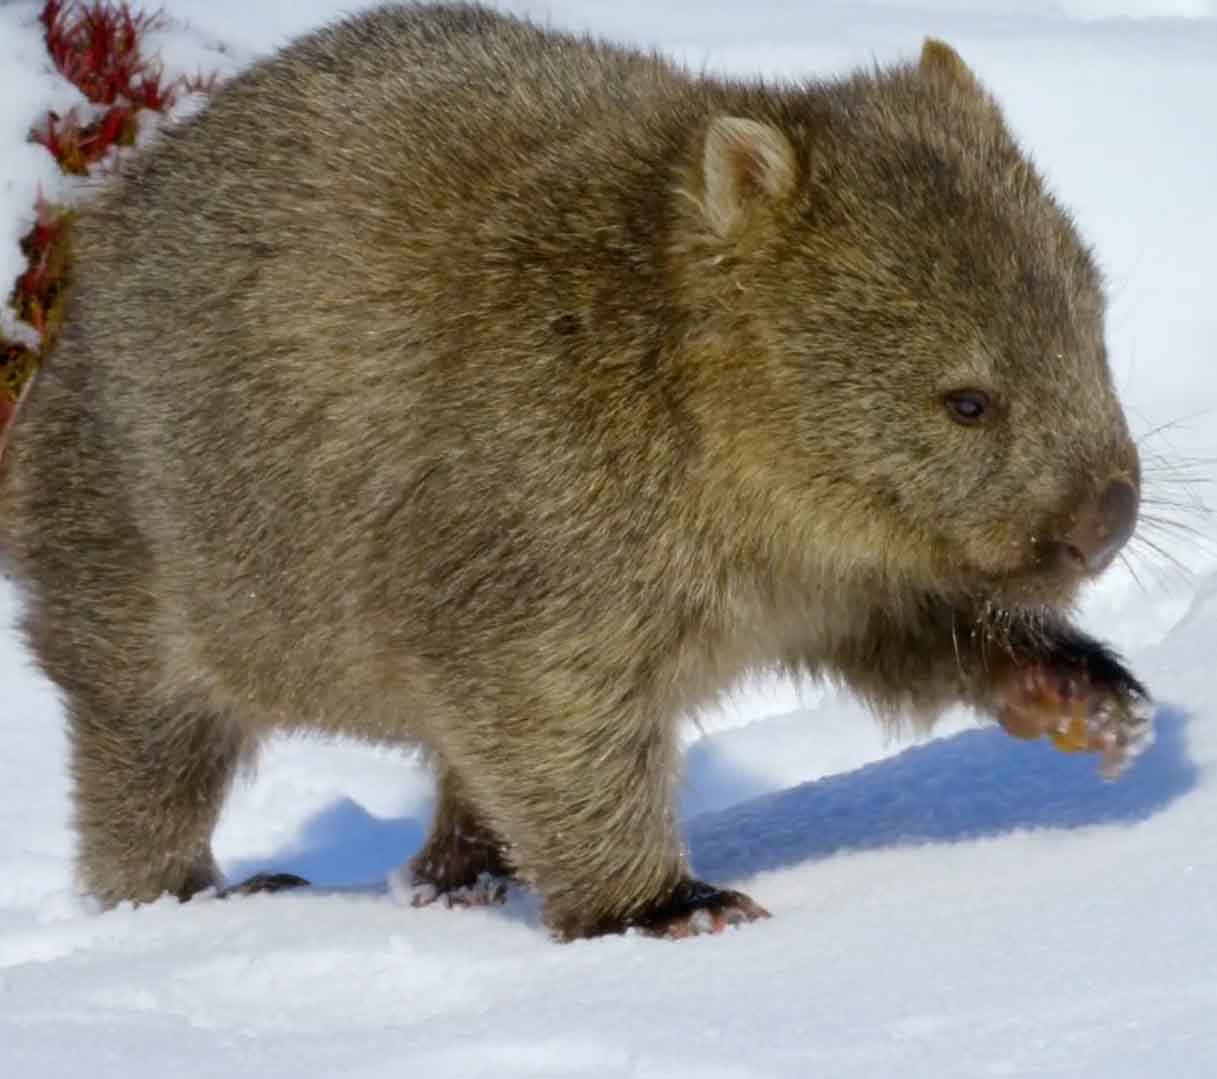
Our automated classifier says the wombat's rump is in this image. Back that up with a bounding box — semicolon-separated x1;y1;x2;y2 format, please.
0;5;1149;938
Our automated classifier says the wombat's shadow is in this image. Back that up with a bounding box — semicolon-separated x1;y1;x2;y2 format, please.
689;705;1195;883
225;706;1195;899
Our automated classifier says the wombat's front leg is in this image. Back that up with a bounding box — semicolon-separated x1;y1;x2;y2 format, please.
440;706;769;940
834;607;1152;777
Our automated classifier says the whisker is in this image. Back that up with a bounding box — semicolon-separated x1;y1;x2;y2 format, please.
1134;408;1217;446
1128;533;1197;581
1117;550;1148;596
1138;513;1217;542
1140;453;1217;477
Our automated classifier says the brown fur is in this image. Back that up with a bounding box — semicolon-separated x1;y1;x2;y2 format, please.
0;4;1146;938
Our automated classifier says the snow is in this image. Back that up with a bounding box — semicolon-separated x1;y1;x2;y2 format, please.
3;0;1217;1074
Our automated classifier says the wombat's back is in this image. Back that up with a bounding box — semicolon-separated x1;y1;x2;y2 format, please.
3;5;709;731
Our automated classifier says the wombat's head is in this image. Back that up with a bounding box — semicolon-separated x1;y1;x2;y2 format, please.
678;40;1138;608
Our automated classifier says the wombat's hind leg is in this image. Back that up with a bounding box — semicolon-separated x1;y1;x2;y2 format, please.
69;694;250;907
405;770;513;908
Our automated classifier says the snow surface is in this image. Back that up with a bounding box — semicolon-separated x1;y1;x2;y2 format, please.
3;1;1217;1075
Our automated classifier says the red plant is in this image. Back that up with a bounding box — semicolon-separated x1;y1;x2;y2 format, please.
14;196;74;341
42;0;168;108
134;63;176;111
30;3;229;179
1;196;72;416
2;0;223;435
30;105;138;175
31;3;201;177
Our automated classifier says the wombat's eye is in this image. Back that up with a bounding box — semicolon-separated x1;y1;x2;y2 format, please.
943;389;991;426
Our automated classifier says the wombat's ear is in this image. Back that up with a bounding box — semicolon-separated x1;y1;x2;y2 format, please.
701;116;797;237
919;38;982;94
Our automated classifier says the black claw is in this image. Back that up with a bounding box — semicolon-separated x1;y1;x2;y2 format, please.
630;879;770;937
220;871;310;897
1050;629;1149;702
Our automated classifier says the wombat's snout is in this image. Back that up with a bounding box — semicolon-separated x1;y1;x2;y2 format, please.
1060;477;1140;576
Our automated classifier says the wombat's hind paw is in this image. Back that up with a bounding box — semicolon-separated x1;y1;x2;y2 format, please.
633;879;770;939
400;870;510;909
219;871;311;897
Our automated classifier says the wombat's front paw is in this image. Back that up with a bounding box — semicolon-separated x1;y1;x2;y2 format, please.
632;879;770;940
993;647;1153;779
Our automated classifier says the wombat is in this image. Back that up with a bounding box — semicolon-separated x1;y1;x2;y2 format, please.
0;3;1150;939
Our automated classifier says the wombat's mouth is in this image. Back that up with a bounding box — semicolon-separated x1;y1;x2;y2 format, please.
953;476;1140;611
975;561;1085;612
975;536;1132;613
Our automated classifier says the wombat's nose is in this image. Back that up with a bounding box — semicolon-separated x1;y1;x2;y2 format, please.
1063;478;1139;574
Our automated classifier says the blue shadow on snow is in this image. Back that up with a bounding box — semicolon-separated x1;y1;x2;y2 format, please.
224;796;426;890
688;704;1197;884
225;706;1196;891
